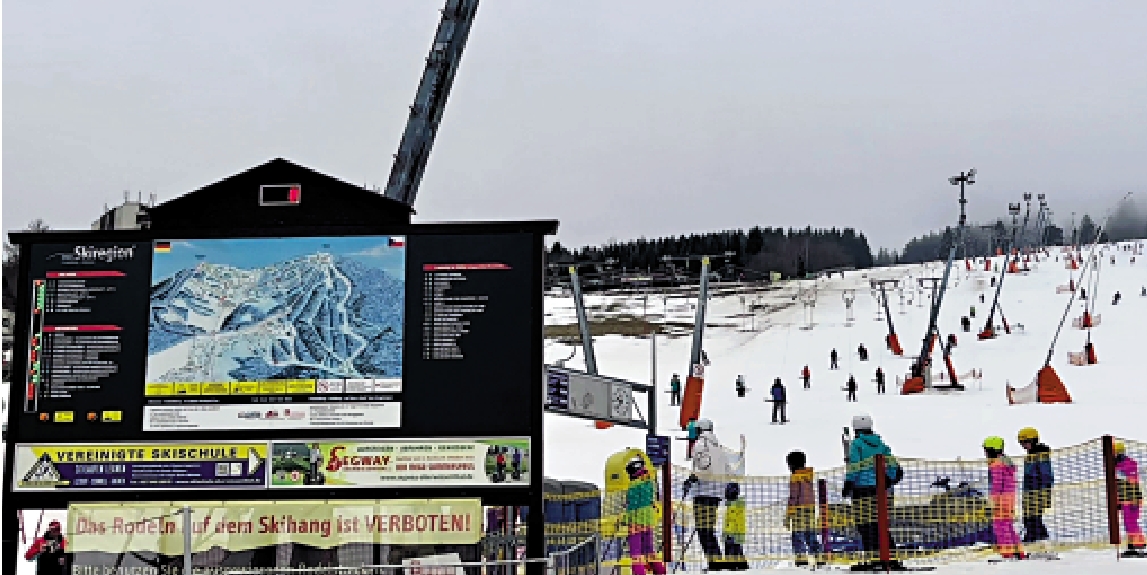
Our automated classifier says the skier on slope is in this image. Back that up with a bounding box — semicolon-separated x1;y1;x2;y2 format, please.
801;365;811;389
857;343;869;361
683;419;746;571
769;378;788;423
846;375;858;402
875;367;886;395
830;349;840;370
735;375;747;398
669;374;682;406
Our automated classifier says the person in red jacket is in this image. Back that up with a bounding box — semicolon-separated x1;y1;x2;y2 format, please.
25;520;68;575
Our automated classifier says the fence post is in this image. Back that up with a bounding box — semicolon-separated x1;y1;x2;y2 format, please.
662;448;673;566
1101;435;1122;549
817;479;829;562
875;455;891;569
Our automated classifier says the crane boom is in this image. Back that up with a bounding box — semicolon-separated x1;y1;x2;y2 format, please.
383;0;479;206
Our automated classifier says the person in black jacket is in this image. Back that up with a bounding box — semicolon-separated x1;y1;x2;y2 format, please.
875;367;886;395
830;349;839;370
770;378;788;423
1018;427;1054;543
846;375;858;402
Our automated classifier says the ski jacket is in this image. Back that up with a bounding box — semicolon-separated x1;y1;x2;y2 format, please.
690;430;737;498
626;474;658;531
723;498;747;542
786;467;817;531
845;433;899;488
1115;455;1143;505
1021;443;1054;491
988;455;1019;519
512;451;522;465
801;367;811;379
770;383;786;402
25;533;67;575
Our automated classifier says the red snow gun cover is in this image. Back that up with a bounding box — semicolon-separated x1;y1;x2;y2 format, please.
679;376;705;430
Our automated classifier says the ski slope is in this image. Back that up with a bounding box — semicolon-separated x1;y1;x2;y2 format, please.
543;243;1146;478
5;243;1145;574
540;243;1146;572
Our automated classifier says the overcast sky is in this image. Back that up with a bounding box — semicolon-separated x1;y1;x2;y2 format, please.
4;1;1146;251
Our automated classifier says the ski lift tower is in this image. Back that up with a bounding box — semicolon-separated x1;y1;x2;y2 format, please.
661;252;736;429
905;168;974;392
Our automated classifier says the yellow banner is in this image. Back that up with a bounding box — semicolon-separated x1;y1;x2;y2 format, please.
24;443;266;463
68;499;482;553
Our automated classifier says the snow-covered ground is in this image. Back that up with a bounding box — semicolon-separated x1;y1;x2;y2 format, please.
5;242;1146;573
541;242;1147;573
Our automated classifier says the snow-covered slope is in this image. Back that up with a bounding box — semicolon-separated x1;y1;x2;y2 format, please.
543;243;1147;479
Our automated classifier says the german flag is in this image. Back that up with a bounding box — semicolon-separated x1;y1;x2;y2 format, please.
154;241;172;253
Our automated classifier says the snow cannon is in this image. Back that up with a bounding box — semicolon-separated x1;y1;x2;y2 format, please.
595;421;615;430
1007;260;1020;274
984;259;992;272
886;333;903;356
978;328;995;340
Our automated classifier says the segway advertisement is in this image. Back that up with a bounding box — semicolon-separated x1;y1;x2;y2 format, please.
270;438;530;488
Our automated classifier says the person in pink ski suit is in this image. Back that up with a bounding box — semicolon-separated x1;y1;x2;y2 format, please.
984;436;1025;559
1115;441;1146;554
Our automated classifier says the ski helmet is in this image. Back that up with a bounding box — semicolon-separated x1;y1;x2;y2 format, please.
696;418;714;431
1017;427;1039;442
851;414;873;432
625;458;646;478
983;436;1005;451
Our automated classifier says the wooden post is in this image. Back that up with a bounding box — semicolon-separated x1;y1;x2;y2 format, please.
875;454;891;569
818;479;830;562
1102;435;1122;550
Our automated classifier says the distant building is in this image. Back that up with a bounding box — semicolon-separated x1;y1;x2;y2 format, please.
91;198;152;231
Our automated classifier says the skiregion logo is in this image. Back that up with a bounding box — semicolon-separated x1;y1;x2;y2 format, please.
54;245;137;263
325;446;392;472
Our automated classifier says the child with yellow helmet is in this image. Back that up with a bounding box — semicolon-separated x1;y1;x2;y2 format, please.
1017;427;1054;544
984;436;1026;559
1113;441;1146;557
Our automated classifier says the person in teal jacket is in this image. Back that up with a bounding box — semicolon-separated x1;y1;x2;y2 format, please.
842;415;903;571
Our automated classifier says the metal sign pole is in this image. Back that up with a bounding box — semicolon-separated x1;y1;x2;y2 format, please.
182;505;192;575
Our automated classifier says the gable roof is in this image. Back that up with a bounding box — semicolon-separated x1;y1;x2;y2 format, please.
146;158;412;231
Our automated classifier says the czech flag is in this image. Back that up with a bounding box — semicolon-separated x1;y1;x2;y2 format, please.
388;236;405;248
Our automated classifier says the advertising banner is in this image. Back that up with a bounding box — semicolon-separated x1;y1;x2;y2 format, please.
13;443;268;491
270;438;530;488
67;499;483;553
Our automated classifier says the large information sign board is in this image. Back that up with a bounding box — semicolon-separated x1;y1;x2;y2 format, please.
9;229;540;443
